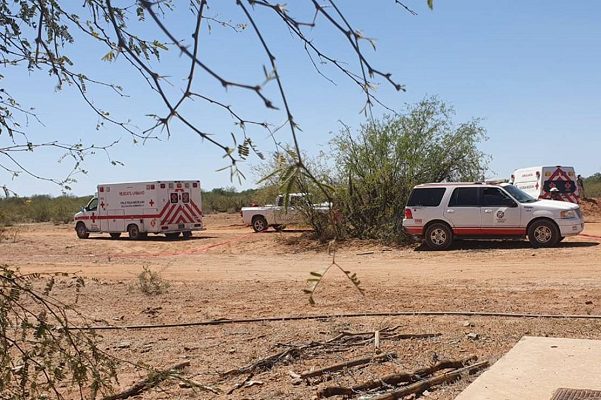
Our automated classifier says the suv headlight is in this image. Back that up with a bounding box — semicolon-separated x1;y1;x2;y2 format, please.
560;210;576;219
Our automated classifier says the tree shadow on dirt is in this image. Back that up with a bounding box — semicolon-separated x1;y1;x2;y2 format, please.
415;240;599;252
258;229;313;234
88;235;217;242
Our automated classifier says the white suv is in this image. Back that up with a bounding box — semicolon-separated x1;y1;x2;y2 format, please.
402;182;584;250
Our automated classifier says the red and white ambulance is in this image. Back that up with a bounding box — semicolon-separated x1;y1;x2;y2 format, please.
511;166;580;203
74;180;203;239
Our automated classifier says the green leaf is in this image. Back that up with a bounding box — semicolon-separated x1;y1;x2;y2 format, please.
101;51;115;62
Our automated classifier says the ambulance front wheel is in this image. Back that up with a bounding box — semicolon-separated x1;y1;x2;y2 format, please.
127;224;141;240
75;222;89;239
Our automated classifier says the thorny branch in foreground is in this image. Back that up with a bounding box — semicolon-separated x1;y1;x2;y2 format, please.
0;265;217;399
1;0;432;192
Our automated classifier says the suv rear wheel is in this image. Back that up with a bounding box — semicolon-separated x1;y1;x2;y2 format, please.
528;220;560;248
424;223;453;251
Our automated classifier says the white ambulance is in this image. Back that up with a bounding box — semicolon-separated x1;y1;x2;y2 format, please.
511;166;580;203
74;180;203;239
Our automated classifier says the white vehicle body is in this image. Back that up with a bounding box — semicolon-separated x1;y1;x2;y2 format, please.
511;166;579;203
74;180;203;239
241;193;329;232
402;182;584;250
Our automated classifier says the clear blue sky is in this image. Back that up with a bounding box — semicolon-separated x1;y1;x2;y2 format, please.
2;1;600;196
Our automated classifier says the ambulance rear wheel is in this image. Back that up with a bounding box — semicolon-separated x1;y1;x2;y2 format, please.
182;231;192;239
109;233;121;239
76;222;89;239
127;224;141;240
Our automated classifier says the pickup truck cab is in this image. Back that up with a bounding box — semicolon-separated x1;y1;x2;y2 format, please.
402;182;584;250
241;193;329;232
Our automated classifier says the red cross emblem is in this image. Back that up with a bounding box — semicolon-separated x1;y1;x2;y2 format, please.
100;202;105;209
149;199;155;207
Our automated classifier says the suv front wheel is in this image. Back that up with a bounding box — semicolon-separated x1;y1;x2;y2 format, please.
528;220;560;248
424;223;453;251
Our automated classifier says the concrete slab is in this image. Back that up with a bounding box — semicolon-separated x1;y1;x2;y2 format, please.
456;336;601;400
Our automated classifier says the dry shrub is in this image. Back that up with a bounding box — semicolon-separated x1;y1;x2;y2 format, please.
137;266;169;295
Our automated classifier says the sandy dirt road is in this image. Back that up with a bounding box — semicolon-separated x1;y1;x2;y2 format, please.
2;210;601;399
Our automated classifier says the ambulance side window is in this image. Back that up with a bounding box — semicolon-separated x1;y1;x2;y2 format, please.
86;198;98;211
170;193;179;203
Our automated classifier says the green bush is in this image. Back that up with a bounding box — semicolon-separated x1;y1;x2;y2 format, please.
332;97;489;242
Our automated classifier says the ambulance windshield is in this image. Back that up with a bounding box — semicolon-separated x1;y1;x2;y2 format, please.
86;197;98;211
503;185;537;203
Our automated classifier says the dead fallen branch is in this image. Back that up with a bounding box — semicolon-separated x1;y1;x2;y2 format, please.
300;352;398;380
325;326;440;347
318;356;477;398
102;361;190;400
222;346;307;377
223;328;436;377
371;360;490;400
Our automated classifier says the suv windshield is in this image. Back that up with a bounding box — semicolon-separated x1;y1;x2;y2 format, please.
503;185;537;203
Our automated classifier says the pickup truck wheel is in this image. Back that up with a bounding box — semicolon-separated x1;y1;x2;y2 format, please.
127;224;141;240
424;223;453;251
109;233;121;239
75;222;89;239
528;220;560;248
252;216;268;233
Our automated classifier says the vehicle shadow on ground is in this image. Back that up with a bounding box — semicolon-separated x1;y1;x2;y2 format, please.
260;229;313;234
88;235;217;242
415;240;599;252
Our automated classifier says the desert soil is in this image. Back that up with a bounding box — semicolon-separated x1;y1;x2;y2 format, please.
2;201;601;400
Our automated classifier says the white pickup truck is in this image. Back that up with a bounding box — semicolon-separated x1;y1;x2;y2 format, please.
241;193;330;232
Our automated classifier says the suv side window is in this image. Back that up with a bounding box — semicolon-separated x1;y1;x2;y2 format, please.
407;188;446;207
481;187;515;207
448;187;479;207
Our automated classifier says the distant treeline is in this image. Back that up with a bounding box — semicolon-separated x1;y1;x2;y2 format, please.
1;176;599;226
0;187;277;226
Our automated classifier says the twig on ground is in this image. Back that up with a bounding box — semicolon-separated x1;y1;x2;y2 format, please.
102;361;190;400
300;352;397;380
226;373;254;395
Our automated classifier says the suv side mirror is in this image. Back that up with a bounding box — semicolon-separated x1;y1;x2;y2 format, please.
80;206;86;213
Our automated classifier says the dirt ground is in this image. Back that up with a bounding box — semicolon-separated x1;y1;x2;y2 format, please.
2;202;601;400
